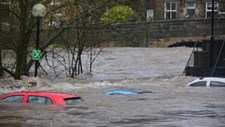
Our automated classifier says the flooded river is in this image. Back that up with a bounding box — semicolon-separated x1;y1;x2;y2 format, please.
0;48;225;126
1;77;225;127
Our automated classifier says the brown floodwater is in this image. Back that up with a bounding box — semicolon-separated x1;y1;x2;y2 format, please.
0;48;224;126
1;81;225;127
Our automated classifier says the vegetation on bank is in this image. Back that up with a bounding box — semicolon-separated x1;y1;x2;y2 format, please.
0;0;146;79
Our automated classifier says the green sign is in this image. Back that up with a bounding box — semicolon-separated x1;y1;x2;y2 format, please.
32;49;41;60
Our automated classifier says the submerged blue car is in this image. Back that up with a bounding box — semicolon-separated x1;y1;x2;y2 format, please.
106;89;152;95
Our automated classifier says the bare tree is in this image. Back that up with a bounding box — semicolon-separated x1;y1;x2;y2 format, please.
0;0;113;79
41;0;111;78
1;0;142;79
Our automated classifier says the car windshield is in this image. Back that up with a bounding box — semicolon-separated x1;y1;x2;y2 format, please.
1;95;24;103
64;97;82;105
189;81;207;87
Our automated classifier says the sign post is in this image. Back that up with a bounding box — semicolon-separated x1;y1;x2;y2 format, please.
32;49;41;60
32;3;46;77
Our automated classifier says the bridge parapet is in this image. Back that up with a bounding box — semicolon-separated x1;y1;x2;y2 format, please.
91;18;225;47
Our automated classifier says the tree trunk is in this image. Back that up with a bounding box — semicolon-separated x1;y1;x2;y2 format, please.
77;48;83;74
0;16;3;77
15;26;26;79
0;49;3;77
22;31;32;76
14;1;27;79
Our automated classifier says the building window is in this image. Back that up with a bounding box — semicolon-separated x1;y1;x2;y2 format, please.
206;2;218;11
49;0;62;27
165;2;177;19
205;2;219;18
0;0;10;24
186;2;196;18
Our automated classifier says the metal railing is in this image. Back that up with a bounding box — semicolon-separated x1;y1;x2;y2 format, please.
211;40;225;76
182;41;199;76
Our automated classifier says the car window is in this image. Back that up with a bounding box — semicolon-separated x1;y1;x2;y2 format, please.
1;95;24;103
27;96;53;104
64;97;82;105
210;81;225;87
189;81;207;87
46;98;53;104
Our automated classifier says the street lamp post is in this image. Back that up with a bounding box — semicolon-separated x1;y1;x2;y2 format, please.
32;3;46;77
210;0;215;67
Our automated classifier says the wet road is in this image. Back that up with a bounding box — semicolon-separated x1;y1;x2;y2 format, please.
1;80;225;127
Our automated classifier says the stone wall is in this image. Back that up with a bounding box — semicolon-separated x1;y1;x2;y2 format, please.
89;18;225;47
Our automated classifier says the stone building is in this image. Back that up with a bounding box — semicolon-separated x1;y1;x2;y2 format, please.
146;0;225;21
1;0;225;24
0;0;10;25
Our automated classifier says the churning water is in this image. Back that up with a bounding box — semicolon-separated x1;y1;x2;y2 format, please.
0;48;225;127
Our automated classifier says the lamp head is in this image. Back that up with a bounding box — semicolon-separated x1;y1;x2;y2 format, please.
32;3;46;17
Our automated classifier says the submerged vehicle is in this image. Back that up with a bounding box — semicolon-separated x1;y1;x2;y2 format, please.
106;89;152;95
187;77;225;87
0;91;82;105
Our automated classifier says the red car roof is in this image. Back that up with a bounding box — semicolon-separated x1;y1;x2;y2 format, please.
0;91;81;105
18;91;79;99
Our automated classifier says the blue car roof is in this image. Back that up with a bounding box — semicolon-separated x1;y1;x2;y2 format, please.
106;89;152;95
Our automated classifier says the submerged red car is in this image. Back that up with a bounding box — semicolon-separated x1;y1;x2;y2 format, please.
0;91;82;105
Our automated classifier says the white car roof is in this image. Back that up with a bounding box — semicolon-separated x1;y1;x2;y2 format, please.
187;77;225;86
199;77;225;81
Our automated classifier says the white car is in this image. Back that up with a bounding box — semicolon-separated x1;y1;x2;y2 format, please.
187;77;225;87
